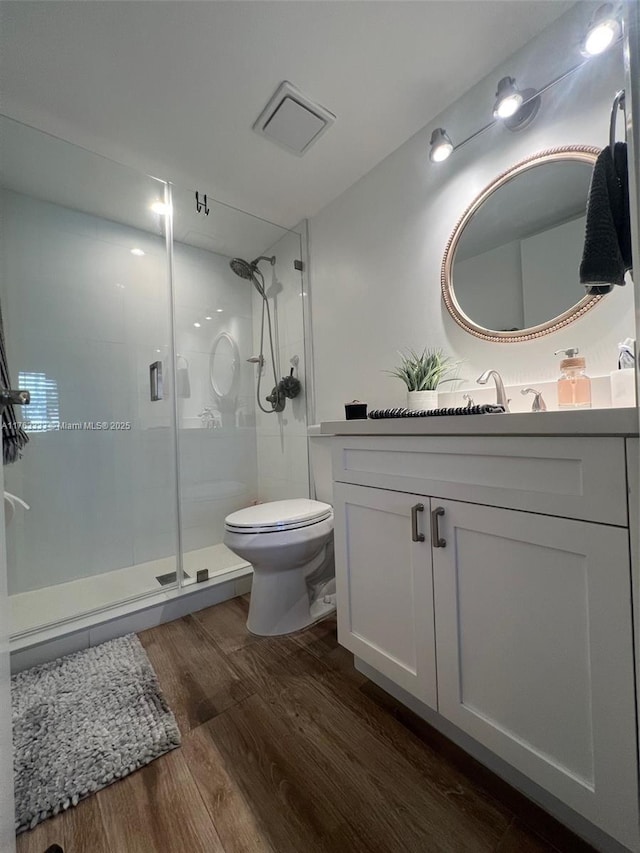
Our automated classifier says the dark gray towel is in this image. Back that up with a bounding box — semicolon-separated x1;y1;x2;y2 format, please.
580;142;632;295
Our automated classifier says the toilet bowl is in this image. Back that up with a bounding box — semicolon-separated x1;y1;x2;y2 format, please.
224;499;335;635
224;427;335;636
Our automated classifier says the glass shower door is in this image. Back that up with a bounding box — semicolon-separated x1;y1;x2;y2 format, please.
0;116;180;637
170;186;309;584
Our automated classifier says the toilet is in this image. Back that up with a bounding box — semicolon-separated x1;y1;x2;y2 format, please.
223;427;335;636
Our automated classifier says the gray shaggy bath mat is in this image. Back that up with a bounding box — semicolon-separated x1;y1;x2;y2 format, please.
12;634;181;833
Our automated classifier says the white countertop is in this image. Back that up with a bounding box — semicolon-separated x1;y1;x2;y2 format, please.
321;407;639;437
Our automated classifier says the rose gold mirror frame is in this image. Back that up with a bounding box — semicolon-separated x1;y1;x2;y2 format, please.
441;145;603;343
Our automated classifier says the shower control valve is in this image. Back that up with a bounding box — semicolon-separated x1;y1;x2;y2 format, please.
265;386;286;413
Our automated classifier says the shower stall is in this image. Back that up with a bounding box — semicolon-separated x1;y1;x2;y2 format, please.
0;115;311;648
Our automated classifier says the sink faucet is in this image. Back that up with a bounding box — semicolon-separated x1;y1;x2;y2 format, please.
476;370;510;412
198;407;218;428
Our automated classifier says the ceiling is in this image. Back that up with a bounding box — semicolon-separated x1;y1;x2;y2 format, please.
0;1;574;230
0;114;293;260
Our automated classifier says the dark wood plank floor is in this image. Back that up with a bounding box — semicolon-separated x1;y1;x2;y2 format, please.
17;595;595;853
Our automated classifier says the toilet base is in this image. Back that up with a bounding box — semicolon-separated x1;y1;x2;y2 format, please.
246;542;335;637
247;595;336;637
247;566;335;636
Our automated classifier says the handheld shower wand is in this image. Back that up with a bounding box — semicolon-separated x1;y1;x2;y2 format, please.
229;254;281;413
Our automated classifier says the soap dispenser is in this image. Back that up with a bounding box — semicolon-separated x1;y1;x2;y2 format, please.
554;348;592;409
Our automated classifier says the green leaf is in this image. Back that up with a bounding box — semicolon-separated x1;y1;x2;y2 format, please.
384;348;461;391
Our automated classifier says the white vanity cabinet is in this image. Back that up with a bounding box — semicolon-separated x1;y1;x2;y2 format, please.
330;429;640;851
333;483;437;707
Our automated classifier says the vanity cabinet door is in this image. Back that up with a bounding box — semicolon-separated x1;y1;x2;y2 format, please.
333;483;437;709
432;499;639;850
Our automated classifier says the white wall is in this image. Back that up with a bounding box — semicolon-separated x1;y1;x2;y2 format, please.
252;229;310;502
309;4;635;420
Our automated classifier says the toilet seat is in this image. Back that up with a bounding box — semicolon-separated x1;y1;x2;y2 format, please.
225;499;332;534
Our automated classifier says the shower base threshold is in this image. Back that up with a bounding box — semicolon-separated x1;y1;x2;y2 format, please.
10;543;251;644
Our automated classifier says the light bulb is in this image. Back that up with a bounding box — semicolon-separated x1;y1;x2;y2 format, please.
193;322;201;328
583;19;617;55
130;248;145;256
432;142;453;162
429;128;453;163
493;77;524;120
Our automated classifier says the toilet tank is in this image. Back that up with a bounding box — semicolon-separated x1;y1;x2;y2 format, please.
308;425;334;505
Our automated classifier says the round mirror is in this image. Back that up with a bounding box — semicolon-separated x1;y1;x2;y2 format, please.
210;332;239;399
441;146;604;342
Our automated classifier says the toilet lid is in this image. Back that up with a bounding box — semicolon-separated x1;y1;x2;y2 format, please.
225;499;332;533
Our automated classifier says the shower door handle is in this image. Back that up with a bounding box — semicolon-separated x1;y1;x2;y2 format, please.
0;388;30;410
150;362;163;401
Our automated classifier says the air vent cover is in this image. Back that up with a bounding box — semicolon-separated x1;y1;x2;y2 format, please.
253;81;336;156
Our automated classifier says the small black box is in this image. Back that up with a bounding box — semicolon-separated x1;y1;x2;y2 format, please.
196;569;209;583
345;401;368;420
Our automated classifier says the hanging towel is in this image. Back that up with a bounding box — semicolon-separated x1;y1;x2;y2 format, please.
0;300;29;464
580;142;632;295
176;356;191;399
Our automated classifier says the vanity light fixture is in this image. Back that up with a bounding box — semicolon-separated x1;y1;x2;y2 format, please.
582;4;621;56
493;76;541;131
493;77;524;119
429;12;619;167
429;128;454;162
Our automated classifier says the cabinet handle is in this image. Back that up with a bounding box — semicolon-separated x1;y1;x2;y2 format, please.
410;503;425;542
431;506;446;548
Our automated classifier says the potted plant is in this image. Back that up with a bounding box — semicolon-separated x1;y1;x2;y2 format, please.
386;348;459;411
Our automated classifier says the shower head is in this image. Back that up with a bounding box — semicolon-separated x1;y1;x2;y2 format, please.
229;258;255;280
229;255;276;281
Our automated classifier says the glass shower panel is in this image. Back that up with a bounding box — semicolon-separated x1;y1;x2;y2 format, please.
0;116;179;636
170;187;307;584
252;228;309;503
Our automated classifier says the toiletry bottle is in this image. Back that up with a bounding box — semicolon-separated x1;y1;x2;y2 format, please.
554;348;592;409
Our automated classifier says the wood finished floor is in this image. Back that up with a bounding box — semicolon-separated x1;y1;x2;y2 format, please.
17;596;595;853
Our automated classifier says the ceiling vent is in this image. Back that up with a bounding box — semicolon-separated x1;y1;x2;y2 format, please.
253;81;336;156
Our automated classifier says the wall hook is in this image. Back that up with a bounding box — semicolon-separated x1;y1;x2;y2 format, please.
195;191;210;215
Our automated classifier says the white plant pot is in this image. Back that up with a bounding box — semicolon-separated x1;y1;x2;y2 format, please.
407;390;438;411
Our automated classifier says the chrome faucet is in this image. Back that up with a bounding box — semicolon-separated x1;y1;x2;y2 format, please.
198;407;218;428
521;387;547;412
476;370;510;412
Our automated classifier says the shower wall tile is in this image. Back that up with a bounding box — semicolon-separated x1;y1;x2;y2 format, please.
1;189;177;595
171;226;259;553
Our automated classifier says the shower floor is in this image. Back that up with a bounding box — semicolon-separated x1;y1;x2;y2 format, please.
10;543;250;638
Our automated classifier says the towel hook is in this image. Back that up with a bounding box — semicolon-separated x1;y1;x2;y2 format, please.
609;89;626;159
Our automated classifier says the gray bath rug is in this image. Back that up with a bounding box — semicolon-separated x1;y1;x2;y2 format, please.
12;634;181;834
